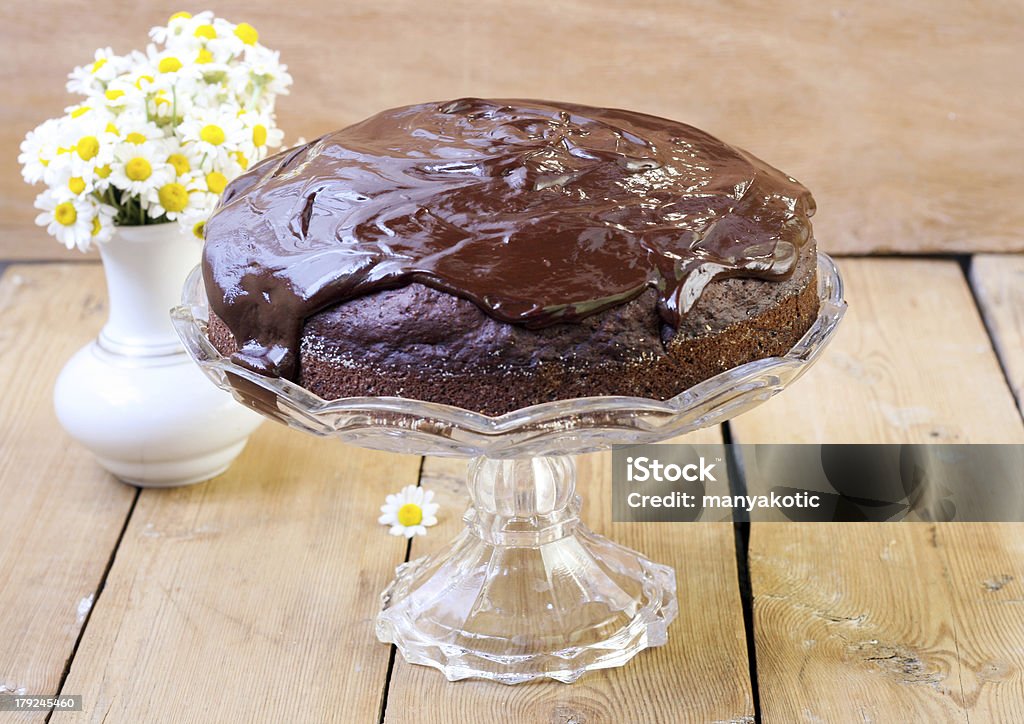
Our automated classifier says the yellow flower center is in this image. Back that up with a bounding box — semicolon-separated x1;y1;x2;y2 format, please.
234;22;259;45
158;182;189;212
125;132;147;145
169;11;192;21
397;503;423;527
91;216;102;236
158;57;182;74
192;220;206;239
252;124;267;147
194;24;216;39
68;177;86;194
232;151;249;169
135;75;154;89
76;136;100;161
205;171;228;194
105;89;124;101
105;122;119;136
168;153;190;176
200;124;226;145
90;58;107;74
70;106;91;118
39;155;49;167
54;202;77;226
95;164;111;178
196;48;214;64
125;157;152;181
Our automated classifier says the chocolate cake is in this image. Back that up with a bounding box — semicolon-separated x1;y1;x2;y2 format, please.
203;98;819;415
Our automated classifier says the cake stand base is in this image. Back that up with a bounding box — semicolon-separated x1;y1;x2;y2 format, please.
375;456;677;684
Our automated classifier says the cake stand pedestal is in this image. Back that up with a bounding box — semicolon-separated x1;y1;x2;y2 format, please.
377;455;675;683
173;253;845;684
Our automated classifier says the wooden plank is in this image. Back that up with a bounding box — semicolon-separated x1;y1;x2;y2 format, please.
971;255;1024;418
0;264;136;720
734;258;1024;444
383;427;755;724
2;1;1023;258
52;431;422;722
730;259;1024;722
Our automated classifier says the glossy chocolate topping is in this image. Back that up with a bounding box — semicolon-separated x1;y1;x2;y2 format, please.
203;98;815;379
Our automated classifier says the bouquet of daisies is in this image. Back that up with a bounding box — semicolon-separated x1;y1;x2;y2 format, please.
18;11;292;251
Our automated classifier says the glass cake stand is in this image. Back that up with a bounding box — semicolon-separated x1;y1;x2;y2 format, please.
171;253;845;684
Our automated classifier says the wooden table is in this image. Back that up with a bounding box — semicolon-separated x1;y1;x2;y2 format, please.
1;253;1022;723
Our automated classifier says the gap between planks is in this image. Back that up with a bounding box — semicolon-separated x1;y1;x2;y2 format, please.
732;258;1024;723
0;264;137;723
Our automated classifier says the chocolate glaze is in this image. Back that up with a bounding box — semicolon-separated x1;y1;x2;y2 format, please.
203;98;815;380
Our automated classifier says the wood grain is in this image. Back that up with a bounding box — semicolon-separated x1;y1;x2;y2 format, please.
0;265;136;720
971;255;1024;418
734;258;1024;444
3;1;1023;258
383;427;755;724
51;429;422;722
730;258;1024;722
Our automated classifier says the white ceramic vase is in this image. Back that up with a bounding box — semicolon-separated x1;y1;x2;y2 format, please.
54;223;262;487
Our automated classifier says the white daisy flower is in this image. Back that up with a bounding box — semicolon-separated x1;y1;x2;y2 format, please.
49;162;97;198
378;486;440;539
214;18;262;56
51;113;117;182
162;139;201;181
191;39;234;71
237;110;284;161
19;118;63;184
66;47;125;95
145;178;195;221
141;43;202;85
116;115;168;148
178;107;245;169
187;164;232;200
185;156;241;219
91;158;115;192
108;142;174;198
228;52;292;110
253;52;293;96
179;203;215;241
96;76;142;111
34;189;95;251
145;88;181;121
90;202;117;245
124;70;157;99
149;11;214;47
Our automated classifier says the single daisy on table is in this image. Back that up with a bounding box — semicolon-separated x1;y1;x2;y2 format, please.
378;486;440;539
